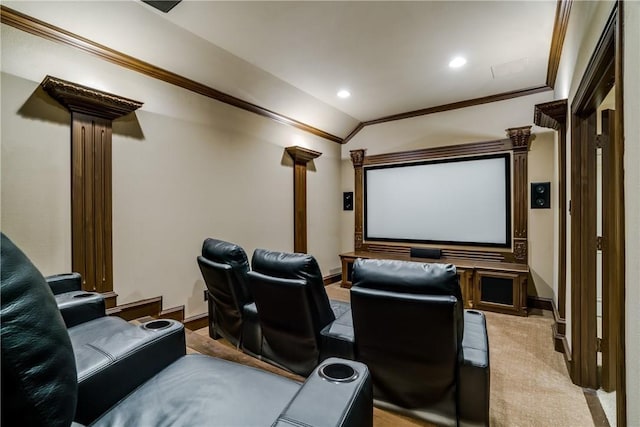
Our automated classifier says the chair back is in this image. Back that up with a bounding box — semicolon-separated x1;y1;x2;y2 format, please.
197;238;251;345
248;249;335;376
1;233;78;427
351;258;462;421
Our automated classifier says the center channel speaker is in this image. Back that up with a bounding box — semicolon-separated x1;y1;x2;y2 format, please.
531;182;550;209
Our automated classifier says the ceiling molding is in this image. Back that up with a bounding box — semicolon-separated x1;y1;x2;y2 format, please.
0;5;343;143
546;0;573;88
341;85;552;144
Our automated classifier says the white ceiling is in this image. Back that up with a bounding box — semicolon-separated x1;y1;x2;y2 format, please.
160;1;557;122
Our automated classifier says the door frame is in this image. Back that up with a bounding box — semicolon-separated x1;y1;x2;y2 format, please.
569;2;626;425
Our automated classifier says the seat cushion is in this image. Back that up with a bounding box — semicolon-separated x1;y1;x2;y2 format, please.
69;316;186;424
91;355;301;427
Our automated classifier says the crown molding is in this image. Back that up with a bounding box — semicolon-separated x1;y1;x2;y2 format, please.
41;75;143;119
0;5;342;143
546;0;573;88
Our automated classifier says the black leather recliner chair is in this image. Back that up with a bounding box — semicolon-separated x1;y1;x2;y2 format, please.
45;272;106;328
350;258;490;427
1;233;374;427
247;249;352;376
197;238;260;353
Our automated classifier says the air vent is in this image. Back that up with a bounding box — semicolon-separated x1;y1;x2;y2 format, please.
491;58;529;79
142;1;182;13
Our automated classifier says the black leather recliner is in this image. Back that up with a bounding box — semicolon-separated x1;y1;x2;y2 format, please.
197;238;260;353
350;258;490;427
247;249;352;376
45;272;106;328
1;233;373;427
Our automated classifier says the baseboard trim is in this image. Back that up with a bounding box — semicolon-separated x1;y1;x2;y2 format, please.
323;273;342;286
183;313;208;331
106;296;163;321
101;291;118;309
158;305;185;321
583;388;611;427
527;295;554;311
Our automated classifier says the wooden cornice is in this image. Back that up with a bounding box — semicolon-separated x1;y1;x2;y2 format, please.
0;5;342;143
507;126;533;151
547;0;573;88
285;146;322;164
534;99;568;130
41;75;143;119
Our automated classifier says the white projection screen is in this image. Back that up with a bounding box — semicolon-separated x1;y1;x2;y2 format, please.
364;153;511;247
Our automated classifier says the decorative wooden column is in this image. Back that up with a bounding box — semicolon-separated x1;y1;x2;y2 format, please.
534;99;568;354
349;149;366;250
41;76;142;292
507;126;532;264
285;146;321;253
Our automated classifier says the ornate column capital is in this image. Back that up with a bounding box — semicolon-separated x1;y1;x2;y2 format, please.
350;149;366;167
506;126;533;151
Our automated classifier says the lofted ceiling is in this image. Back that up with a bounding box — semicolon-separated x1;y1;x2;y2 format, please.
158;1;557;123
1;0;561;144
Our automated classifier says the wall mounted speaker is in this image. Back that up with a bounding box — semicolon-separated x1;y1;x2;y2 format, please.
343;192;354;211
531;182;551;209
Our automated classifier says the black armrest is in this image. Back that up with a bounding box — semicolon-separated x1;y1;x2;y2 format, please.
55;291;105;327
273;358;372;427
459;310;490;427
46;273;82;295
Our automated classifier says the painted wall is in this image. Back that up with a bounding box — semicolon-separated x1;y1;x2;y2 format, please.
1;23;342;317
339;96;558;300
623;3;640;425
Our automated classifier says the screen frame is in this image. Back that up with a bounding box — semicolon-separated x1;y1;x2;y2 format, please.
363;152;512;248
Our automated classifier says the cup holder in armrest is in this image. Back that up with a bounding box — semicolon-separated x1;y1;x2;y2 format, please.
73;293;95;298
319;363;358;383
142;320;172;331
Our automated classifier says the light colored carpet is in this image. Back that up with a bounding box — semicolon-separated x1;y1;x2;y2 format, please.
189;284;595;426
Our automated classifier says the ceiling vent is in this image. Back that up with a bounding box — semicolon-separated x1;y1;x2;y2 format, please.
491;57;529;79
142;1;182;13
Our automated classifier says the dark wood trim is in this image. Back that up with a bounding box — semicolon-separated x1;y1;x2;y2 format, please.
183;313;209;331
285;146;322;253
350;149;366;251
323;273;341;286
106;296;163;321
0;5;342;143
569;4;620;393
41;75;143;119
158;305;185;322
613;2;626;423
70;113;114;293
364;139;510;166
547;0;573;88
342;122;365;144
583;388;612;427
356;86;550;130
526;296;553;311
534;99;568;332
101;291;118;309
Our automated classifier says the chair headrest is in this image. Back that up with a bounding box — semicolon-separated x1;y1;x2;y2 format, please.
251;249;324;287
0;233;78;426
352;258;461;300
202;238;249;272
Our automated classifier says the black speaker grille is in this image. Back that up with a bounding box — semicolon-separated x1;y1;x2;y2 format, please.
480;276;513;305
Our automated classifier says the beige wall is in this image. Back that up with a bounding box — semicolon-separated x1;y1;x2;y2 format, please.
1;23;342;317
623;2;640;425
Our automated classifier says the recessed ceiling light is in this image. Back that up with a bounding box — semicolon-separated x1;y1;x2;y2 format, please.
449;56;467;68
337;89;351;99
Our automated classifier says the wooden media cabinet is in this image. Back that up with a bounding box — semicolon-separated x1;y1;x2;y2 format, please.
340;251;529;316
